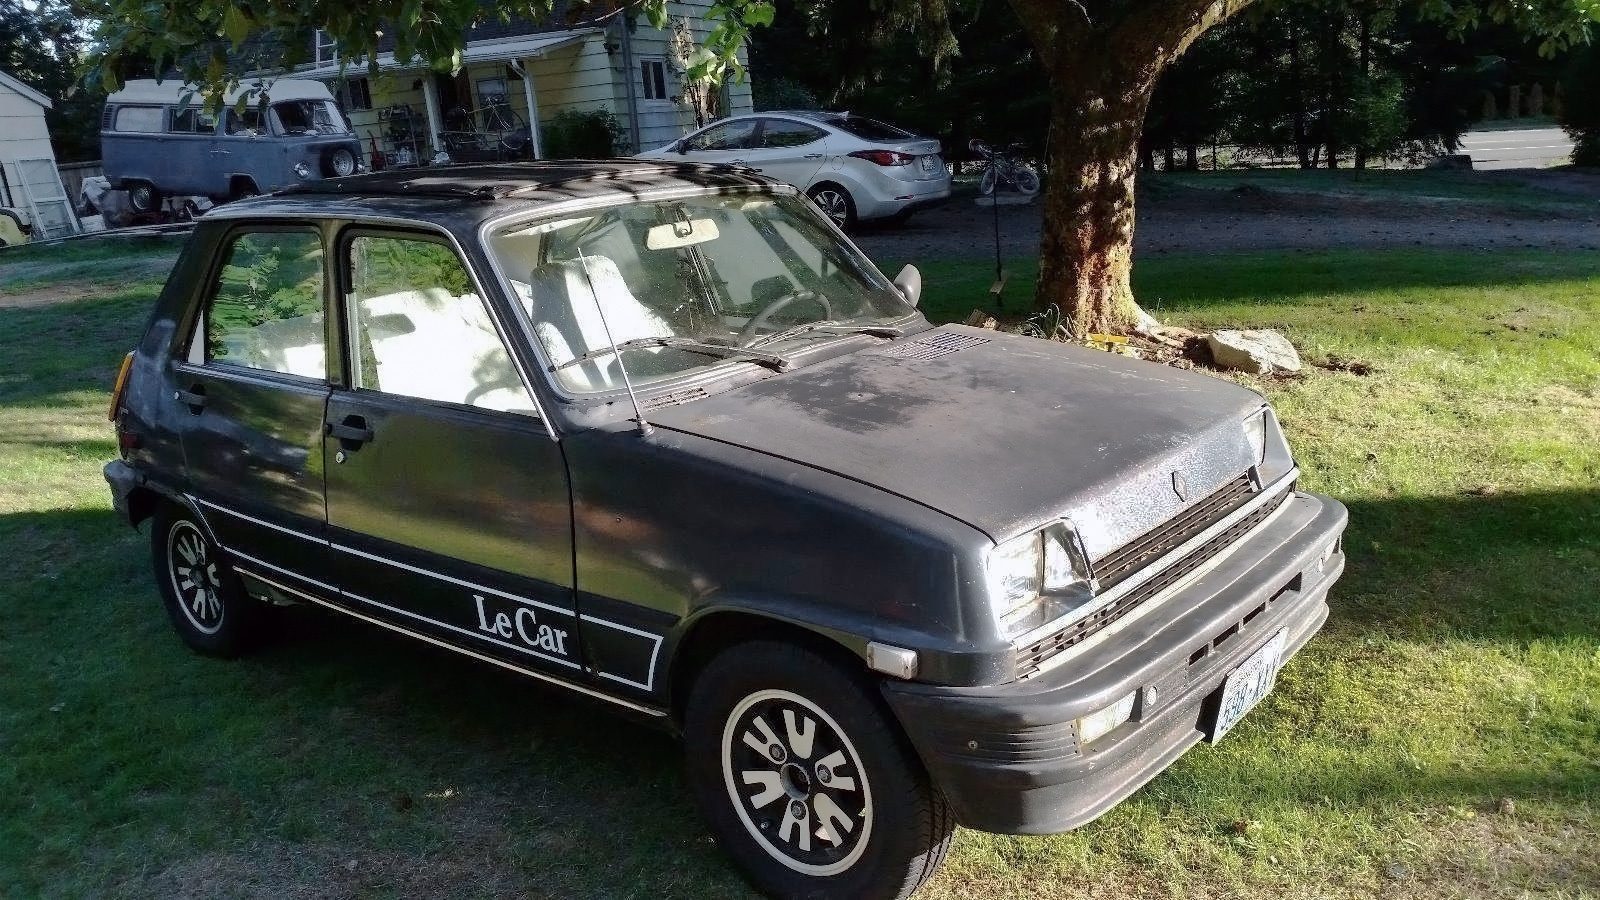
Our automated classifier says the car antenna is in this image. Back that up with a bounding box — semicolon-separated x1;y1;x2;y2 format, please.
574;247;654;437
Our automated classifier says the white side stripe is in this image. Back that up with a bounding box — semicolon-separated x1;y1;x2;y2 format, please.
341;588;583;669
234;566;665;717
331;542;573;618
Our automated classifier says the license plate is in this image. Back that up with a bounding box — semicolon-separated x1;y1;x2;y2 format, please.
920;155;940;173
1208;630;1287;742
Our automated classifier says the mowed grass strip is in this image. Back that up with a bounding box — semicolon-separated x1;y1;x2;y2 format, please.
0;241;1595;899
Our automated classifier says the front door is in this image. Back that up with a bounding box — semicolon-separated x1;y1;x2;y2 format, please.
678;118;761;166
173;225;335;590
322;229;581;676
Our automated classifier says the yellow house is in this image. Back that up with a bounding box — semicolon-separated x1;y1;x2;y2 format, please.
288;1;753;165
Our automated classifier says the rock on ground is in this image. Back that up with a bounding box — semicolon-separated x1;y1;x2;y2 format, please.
1206;329;1303;374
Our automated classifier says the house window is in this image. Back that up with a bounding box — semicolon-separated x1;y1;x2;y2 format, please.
476;76;508;105
315;28;338;66
639;59;669;102
340;76;373;112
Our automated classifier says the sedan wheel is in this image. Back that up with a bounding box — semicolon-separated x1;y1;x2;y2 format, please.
808;185;856;230
685;641;953;899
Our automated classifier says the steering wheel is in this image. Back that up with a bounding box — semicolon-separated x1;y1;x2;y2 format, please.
737;290;833;345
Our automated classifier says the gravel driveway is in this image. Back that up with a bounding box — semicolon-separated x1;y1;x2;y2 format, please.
853;172;1600;265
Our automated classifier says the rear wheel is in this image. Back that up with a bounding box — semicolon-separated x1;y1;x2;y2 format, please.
684;641;954;899
127;182;161;214
151;505;261;657
1014;167;1041;196
807;184;857;231
978;168;997;197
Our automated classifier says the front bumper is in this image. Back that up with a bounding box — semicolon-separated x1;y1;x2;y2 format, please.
882;490;1347;835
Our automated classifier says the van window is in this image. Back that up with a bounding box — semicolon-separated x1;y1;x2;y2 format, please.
224;108;266;136
169;106;217;134
113;106;163;133
273;100;350;135
198;230;327;379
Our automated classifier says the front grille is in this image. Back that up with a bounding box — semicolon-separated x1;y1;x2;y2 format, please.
1094;472;1257;590
1016;485;1293;680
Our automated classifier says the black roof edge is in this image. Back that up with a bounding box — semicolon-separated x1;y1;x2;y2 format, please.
273;160;764;202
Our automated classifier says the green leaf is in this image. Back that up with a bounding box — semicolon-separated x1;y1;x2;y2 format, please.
222;5;251;46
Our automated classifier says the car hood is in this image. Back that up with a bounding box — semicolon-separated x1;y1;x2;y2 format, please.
648;326;1269;555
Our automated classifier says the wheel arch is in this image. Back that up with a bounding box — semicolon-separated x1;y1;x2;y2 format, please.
667;607;869;727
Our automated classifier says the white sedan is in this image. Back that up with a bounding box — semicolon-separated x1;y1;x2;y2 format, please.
637;111;951;229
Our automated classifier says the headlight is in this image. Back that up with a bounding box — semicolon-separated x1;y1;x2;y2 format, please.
293;161;312;179
985;522;1096;639
1243;409;1267;464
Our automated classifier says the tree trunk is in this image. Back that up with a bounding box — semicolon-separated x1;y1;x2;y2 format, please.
1007;0;1263;333
1290;29;1311;169
1185;144;1199;170
1353;10;1371;170
1032;63;1155;333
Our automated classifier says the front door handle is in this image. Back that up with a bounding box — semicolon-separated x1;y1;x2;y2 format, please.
327;415;374;447
174;385;207;412
803;153;824;159
324;413;374;445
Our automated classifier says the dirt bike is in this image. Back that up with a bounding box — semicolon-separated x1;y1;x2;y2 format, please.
970;139;1041;197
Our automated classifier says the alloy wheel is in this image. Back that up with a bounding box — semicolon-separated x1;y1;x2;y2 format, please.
721;689;873;876
167;520;224;635
812;189;850;227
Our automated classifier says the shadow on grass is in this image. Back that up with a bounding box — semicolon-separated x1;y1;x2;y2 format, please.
3;483;1596;894
1333;488;1600;642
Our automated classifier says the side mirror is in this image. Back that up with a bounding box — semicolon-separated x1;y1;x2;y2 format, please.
676;140;690;155
893;264;922;308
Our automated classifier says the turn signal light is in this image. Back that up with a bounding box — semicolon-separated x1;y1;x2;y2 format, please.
108;351;134;421
848;149;914;167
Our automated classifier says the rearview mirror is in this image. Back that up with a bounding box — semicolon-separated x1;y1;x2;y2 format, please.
646;217;720;250
893;264;922;308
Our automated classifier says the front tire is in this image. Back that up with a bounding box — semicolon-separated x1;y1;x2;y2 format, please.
684;641;954;899
1014;167;1041;196
151;506;261;657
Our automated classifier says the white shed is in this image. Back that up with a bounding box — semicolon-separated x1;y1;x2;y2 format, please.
0;69;78;240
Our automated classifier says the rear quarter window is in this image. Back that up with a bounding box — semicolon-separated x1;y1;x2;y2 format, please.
112;106;164;133
832;116;913;141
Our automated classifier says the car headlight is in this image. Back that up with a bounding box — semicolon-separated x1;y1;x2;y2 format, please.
985;522;1096;639
293;161;312;179
1243;409;1268;464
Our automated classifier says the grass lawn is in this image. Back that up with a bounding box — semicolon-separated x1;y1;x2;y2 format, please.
2;240;1596;899
1150;168;1593;215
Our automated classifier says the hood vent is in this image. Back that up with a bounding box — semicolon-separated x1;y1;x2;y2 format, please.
876;331;990;361
641;386;708;411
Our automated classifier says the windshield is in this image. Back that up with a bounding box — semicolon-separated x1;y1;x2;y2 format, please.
490;192;914;394
272;99;350;135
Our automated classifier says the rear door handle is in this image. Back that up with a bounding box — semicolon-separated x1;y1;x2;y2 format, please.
327;415;374;446
174;385;206;412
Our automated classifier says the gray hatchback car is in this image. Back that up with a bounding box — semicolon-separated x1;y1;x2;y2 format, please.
104;161;1347;899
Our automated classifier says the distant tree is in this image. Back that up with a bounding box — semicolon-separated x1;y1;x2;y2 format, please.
0;0;102;162
1559;43;1600;164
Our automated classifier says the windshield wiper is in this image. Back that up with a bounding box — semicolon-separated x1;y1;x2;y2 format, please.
745;320;906;350
552;337;794;372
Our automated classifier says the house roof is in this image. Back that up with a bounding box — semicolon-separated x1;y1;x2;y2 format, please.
0;70;52;110
297;27;596;79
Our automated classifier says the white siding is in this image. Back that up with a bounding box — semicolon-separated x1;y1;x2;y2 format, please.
0;82;61;213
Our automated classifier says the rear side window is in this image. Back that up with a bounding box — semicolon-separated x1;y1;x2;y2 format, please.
113;106;163;133
197;230;327;379
760;119;826;149
345;234;534;415
831;115;912;141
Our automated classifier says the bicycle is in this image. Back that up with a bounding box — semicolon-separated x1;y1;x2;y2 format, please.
969;139;1041;197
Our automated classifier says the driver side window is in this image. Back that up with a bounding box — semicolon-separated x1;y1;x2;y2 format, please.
344;234;535;415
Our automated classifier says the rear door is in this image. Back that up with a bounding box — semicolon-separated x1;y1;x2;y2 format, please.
173;224;335;591
739;117;830;188
321;228;582;677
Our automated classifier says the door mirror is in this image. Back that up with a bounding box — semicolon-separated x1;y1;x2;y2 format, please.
893;264;922;308
676;139;689;155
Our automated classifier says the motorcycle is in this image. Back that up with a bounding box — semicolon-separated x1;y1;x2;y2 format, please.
970;139;1041;197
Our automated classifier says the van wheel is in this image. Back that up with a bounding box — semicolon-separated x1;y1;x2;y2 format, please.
684;641;954;899
128;182;160;214
230;179;259;201
151;505;261;657
324;147;357;178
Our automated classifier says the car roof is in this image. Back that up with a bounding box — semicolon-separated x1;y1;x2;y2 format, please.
107;77;334;106
203;160;774;229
